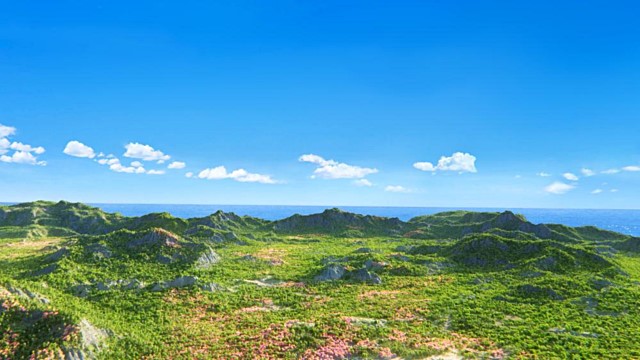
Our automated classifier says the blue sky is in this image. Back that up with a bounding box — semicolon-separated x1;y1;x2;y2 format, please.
1;1;639;208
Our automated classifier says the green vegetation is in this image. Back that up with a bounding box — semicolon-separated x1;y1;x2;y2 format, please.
1;201;639;359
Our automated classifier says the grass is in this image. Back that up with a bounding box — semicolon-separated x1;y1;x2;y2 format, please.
1;202;640;359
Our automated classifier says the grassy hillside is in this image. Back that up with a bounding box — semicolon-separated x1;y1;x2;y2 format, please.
1;202;639;359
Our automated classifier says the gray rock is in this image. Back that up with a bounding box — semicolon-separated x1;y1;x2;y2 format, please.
195;248;221;269
517;284;563;300
128;228;180;248
314;264;347;282
151;276;198;292
6;286;50;304
364;259;388;271
354;247;373;253
344;316;387;327
347;268;382;285
201;283;225;292
71;284;91;298
85;244;112;260
46;247;69;262
590;278;614;290
33;264;58;276
122;279;145;290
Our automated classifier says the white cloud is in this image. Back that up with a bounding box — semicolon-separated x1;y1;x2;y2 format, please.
168;161;186;169
0;124;46;166
0;138;10;154
536;172;552;177
591;189;603;194
10;142;45;154
581;168;595;177
0;124;16;138
0;151;46;166
299;154;378;179
110;161;146;174
413;162;436;172
544;181;575;195
413;152;477;173
562;172;579;181
385;185;411;193
353;179;373;187
146;169;165;175
131;161;143;168
198;166;276;184
185;172;194;178
63;141;96;158
622;165;640;172
123;143;170;162
601;169;620;174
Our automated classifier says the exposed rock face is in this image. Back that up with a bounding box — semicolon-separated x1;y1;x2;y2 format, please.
85;244;112;259
314;264;382;284
127;228;181;248
346;268;382;284
151;276;198;292
517;284;564;300
314;264;347;282
46;247;69;262
195;248;221;269
201;282;225;292
33;264;58;276
5;286;50;304
63;319;111;360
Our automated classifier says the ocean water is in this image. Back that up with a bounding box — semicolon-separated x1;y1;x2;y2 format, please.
87;204;640;237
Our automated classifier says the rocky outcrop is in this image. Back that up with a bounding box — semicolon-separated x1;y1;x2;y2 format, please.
127;228;181;248
151;276;198;292
195;248;221;269
314;264;347;282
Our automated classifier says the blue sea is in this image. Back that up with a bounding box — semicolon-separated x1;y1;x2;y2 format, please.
85;204;640;237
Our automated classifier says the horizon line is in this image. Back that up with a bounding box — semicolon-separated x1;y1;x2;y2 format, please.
1;200;640;212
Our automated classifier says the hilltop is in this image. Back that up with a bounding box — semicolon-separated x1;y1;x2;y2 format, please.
1;201;639;359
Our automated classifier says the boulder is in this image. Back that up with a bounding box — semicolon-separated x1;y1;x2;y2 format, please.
347;268;382;285
151;276;198;292
314;264;347;282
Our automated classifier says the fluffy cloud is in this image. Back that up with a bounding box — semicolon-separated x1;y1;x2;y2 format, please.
1;151;47;166
385;185;410;193
562;172;579;181
353;179;373;187
97;156;165;175
168;161;186;169
0;124;46;166
198;166;276;184
602;169;620;174
591;189;603;194
413;152;477;173
11;142;45;154
544;181;575;195
536;172;552;177
185;172;194;178
299;154;378;179
0;125;16;138
581;168;595;177
124;143;170;162
63;141;96;158
622;165;640;172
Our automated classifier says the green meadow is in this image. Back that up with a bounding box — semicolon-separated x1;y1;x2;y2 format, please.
1;201;639;359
